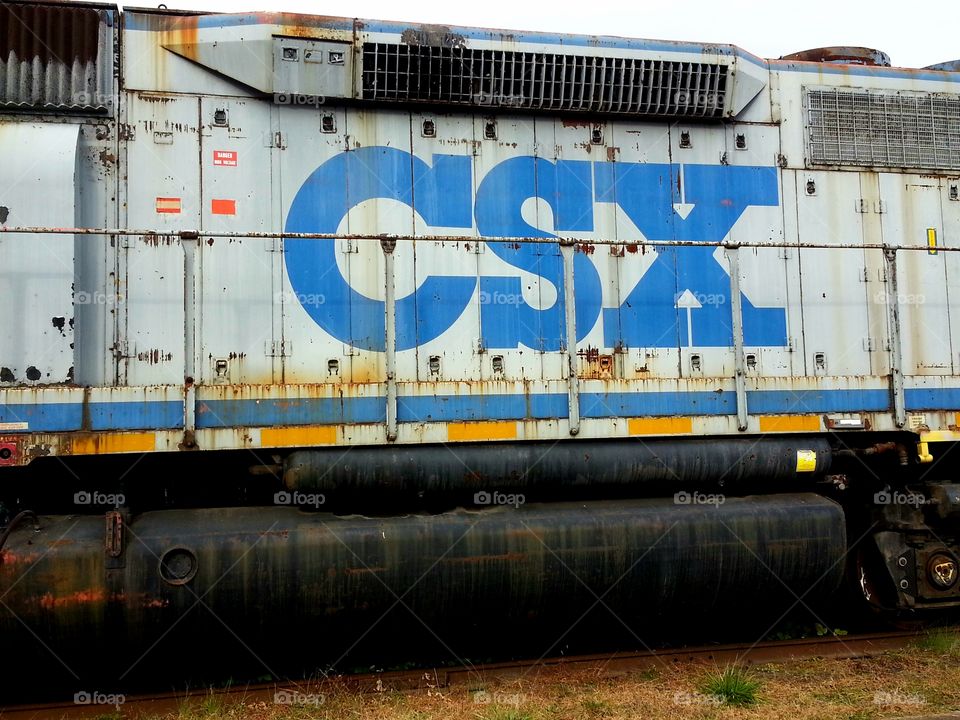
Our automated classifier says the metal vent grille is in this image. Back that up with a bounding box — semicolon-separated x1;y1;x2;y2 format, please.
361;43;728;117
806;88;960;170
0;3;114;113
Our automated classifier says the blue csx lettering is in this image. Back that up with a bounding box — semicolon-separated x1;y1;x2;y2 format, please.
284;147;787;351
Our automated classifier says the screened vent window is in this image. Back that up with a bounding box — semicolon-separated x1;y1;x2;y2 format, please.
362;43;728;118
806;87;960;170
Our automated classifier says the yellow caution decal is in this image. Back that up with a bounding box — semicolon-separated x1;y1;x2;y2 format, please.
796;449;818;473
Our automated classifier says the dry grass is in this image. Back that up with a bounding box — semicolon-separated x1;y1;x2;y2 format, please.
143;631;960;720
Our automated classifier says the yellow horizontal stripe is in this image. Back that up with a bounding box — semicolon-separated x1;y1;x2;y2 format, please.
261;426;336;447
72;432;155;455
921;430;960;443
628;417;693;435
759;415;821;432
447;421;517;441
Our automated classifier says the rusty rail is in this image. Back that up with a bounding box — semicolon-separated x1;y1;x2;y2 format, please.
0;630;926;719
1;225;959;252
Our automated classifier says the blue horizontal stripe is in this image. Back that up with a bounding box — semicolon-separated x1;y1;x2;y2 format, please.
5;387;959;433
398;393;566;422
906;388;960;411
0;401;183;432
747;389;890;414
196;397;386;428
581;391;735;417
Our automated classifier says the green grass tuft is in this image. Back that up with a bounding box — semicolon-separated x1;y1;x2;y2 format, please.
699;665;761;707
916;628;960;655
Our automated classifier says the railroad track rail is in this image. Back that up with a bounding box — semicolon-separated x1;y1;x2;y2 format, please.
0;630;925;719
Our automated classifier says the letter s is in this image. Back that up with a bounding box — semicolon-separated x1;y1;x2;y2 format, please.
474;157;601;350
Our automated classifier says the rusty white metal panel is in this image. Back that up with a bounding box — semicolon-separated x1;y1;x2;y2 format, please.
553;118;616;385
880;175;953;375
197;97;277;386
668;123;735;381
942;182;960;374
531;114;565;383
773;63;960;172
724;123;796;377
777;170;809;378
73;121;119;388
0;3;115;113
0;122;78;387
472;114;543;383
603;122;675;381
120;94;200;387
410;111;480;384
796;170;872;378
275;103;352;385
122;13;261;97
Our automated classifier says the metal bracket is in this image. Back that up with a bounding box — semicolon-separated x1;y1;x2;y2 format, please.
560;241;580;436
884;247;906;428
382;238;398;442
104;509;126;569
726;245;748;431
265;340;293;357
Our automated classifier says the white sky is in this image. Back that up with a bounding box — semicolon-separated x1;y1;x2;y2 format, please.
146;0;959;70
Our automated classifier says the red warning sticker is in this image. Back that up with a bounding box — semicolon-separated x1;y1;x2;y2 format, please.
155;197;182;214
211;199;236;215
213;150;238;167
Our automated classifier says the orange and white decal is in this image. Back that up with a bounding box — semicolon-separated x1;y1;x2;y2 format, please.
213;150;237;167
155;197;181;214
211;199;236;215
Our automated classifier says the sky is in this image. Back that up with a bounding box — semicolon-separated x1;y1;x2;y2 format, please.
142;0;960;70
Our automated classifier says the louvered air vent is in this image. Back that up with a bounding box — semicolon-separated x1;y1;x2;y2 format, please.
361;43;728;118
806;88;960;170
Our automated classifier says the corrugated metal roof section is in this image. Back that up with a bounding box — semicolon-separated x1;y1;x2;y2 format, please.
0;2;114;113
361;42;728;118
